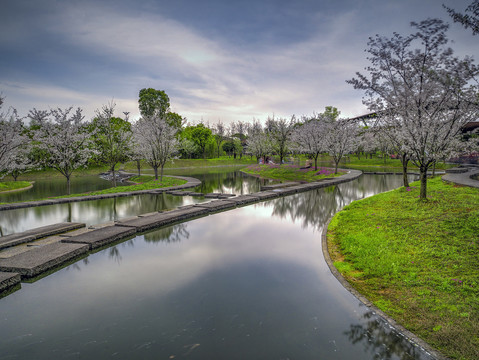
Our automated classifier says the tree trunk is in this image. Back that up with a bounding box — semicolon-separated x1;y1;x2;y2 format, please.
67;203;72;222
160;165;164;181
419;165;428;200
136;159;141;176
111;165;117;187
401;153;409;188
432;161;436;177
314;155;318;171
334;159;340;174
153;166;159;180
66;175;71;195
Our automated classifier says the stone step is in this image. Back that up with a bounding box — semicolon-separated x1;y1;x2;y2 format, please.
223;194;260;205
115;207;210;232
194;200;237;212
0;222;85;250
61;226;136;250
0;242;89;278
0;272;21;293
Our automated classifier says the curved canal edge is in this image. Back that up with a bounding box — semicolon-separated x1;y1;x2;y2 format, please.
0;176;201;211
0;182;34;194
321;218;449;360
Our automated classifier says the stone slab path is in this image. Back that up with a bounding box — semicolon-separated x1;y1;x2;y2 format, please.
0;242;89;278
0;222;85;250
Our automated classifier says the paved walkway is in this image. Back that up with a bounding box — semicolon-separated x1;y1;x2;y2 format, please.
442;165;479;188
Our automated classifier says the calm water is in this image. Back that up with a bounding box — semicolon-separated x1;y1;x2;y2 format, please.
0;170;264;236
0;176;113;203
0;172;433;359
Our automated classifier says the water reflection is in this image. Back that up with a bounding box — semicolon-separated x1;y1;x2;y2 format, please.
267;174;414;232
0;175;113;202
0;193;202;236
144;223;190;243
0;174;434;359
0;170;263;236
345;310;432;360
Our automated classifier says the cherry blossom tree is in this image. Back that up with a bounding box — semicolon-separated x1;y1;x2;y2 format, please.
322;118;358;174
348;19;478;199
0;99;27;177
265;117;294;164
5;145;38;181
292;116;325;170
91;103;133;187
29;107;93;194
444;0;479;35
246;120;272;162
133;115;178;181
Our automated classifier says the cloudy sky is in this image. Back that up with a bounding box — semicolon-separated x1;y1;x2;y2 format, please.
0;0;477;125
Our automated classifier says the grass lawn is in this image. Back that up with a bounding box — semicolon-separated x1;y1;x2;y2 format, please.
123;156;256;172
241;164;345;182
327;177;479;360
306;154;453;171
0;181;32;193
51;175;186;199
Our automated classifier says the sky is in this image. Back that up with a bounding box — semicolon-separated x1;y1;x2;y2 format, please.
0;0;477;126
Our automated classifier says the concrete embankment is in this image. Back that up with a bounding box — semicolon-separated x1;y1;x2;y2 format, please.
0;169;362;296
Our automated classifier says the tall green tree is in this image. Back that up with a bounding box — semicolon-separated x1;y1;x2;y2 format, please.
182;123;213;159
138;88;170;118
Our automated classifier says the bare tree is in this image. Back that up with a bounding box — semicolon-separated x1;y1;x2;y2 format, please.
213;120;225;157
348;19;478;199
133;115;178;181
29;107;93;194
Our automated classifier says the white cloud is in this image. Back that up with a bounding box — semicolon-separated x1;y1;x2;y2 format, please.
3;0;476;125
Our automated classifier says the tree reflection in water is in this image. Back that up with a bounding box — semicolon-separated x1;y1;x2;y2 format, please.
345;310;434;360
266;174;409;232
144;223;190;244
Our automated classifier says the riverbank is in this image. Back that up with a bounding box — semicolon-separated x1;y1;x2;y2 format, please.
326;177;479;360
241;164;345;182
0;181;33;193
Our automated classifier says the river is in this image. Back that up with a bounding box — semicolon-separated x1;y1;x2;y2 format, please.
0;170;433;359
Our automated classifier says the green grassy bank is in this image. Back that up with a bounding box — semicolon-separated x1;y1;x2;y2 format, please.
50;175;186;199
242;164;345;182
0;181;32;193
327;177;478;360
